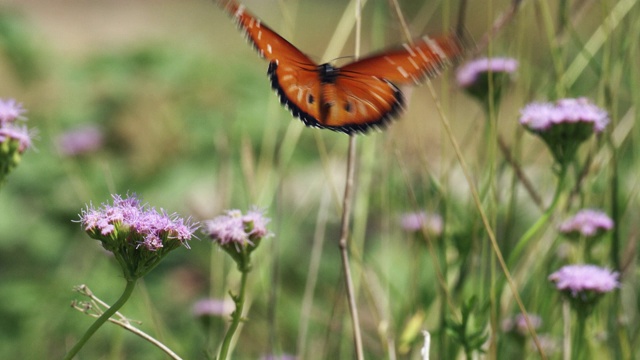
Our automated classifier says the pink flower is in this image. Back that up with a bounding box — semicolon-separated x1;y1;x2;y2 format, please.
0;98;26;124
400;211;443;235
548;264;619;297
519;98;608;133
456;57;518;88
80;194;198;251
205;207;271;248
559;209;613;237
192;298;233;317
502;313;542;335
56;125;104;156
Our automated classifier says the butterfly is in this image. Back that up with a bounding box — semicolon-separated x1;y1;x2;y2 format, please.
217;0;466;135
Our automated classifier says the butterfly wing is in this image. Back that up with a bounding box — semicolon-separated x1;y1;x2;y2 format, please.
218;0;316;66
340;33;465;85
219;1;330;128
314;74;403;134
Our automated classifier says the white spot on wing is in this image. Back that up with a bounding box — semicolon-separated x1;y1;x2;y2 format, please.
422;36;447;60
235;5;245;18
403;43;416;57
397;66;409;78
267;44;272;54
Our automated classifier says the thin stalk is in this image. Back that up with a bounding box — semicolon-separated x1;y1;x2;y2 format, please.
64;279;137;360
338;135;364;360
218;269;249;360
508;164;568;267
572;314;587;360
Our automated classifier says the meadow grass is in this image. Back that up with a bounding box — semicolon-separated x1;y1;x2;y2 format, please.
0;0;638;359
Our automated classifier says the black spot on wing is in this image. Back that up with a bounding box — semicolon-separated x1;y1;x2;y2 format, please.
267;62;405;135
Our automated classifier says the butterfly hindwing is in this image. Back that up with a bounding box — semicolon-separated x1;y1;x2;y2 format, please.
320;75;403;133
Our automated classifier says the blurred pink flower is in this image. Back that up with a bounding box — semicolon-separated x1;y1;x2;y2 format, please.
400;211;443;235
456;57;518;88
0;98;26;124
56;125;104;156
559;209;613;237
519;98;608;133
192;298;233;317
549;264;619;297
502;313;542;335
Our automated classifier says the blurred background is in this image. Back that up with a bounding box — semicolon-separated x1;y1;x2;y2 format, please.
0;0;637;359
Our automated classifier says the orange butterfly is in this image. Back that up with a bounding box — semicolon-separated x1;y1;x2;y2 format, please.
217;0;466;135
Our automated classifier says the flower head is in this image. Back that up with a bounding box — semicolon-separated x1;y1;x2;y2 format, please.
549;264;618;296
205;207;271;271
56;125;104;156
79;193;198;279
0;98;26;124
519;98;608;165
559;209;614;238
400;211;443;236
457;57;518;106
0;98;34;185
549;264;618;314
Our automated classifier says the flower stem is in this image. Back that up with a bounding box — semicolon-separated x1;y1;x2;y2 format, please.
572;313;587;360
218;268;249;360
63;279;137;360
508;164;568;267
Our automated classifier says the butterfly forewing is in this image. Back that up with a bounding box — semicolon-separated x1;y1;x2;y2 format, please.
219;0;317;68
340;34;465;85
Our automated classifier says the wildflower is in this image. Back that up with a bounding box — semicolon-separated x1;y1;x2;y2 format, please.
204;207;270;271
0;98;33;185
519;98;608;165
502;313;542;336
192;298;234;317
457;57;518;107
549;264;618;315
79;193;198;280
559;209;614;238
0;98;26;123
400;211;443;236
206;207;272;360
56;125;104;156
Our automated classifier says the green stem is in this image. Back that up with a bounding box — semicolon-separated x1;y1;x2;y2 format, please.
64;279;137;360
218;268;249;360
572;315;587;360
508;164;568;267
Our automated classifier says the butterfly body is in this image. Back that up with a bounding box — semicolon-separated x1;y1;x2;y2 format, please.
217;0;465;135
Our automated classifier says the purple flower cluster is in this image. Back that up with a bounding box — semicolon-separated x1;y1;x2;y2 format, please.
548;264;619;297
456;57;518;88
519;98;609;133
559;209;614;237
205;208;270;249
400;211;443;235
0;98;32;153
56;125;104;156
80;193;197;252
